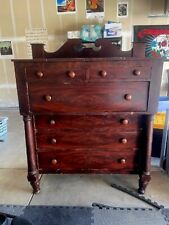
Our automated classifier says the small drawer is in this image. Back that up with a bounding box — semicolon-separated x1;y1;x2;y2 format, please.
36;130;143;151
26;62;86;84
38;150;140;173
87;60;152;82
34;114;144;131
29;82;149;113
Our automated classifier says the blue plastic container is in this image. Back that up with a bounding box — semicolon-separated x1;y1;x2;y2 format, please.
0;117;8;138
158;96;169;112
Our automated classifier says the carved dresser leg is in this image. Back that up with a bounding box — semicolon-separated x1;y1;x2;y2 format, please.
138;172;151;194
138;115;153;194
23;115;40;194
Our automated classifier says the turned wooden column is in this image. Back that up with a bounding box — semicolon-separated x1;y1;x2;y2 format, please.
138;115;153;194
23;115;40;194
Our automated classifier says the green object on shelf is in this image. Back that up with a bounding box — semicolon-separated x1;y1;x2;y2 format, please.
80;24;102;42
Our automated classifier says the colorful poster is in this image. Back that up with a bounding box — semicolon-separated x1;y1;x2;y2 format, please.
0;40;14;59
56;0;76;14
134;25;169;60
86;0;104;19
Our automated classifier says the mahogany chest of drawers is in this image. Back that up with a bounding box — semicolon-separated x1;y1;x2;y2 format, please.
12;39;163;194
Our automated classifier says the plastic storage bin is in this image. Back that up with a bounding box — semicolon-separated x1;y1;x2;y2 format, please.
152;96;169;159
0;117;8;139
153;112;167;129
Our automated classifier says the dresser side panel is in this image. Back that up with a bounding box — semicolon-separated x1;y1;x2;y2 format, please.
147;60;163;114
13;62;31;115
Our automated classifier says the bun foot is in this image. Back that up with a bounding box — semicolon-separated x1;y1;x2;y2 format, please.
138;173;151;195
28;171;40;194
31;181;40;194
138;188;145;195
33;188;40;194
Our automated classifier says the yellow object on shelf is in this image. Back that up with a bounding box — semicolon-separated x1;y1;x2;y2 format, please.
153;112;167;129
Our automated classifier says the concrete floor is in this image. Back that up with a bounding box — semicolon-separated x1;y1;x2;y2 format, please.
0;109;169;207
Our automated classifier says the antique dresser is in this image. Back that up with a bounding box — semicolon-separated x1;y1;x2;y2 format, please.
12;39;163;194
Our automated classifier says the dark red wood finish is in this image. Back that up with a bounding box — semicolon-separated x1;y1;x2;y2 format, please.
38;150;140;173
34;114;144;131
25;60;152;83
12;39;163;194
28;82;149;113
36;130;142;150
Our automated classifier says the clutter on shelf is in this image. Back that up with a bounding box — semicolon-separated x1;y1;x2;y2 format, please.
67;21;122;43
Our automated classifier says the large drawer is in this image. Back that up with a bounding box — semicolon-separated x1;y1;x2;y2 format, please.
34;114;144;131
29;82;149;113
36;130;143;151
38;150;140;173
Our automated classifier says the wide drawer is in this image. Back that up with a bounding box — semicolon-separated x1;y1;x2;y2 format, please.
38;150;140;173
86;60;152;82
36;130;142;151
25;60;152;84
26;62;86;84
29;82;149;113
34;114;144;131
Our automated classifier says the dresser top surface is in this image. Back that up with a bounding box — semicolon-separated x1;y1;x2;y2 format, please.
12;57;154;63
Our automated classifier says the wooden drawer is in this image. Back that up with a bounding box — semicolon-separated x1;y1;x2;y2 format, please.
25;61;152;84
86;60;152;82
34;114;144;131
36;130;142;151
38;150;140;173
29;82;149;113
26;62;86;84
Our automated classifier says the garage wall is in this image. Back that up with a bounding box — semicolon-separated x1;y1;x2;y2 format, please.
0;0;169;107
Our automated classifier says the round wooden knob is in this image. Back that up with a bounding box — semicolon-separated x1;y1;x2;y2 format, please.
121;138;127;144
50;120;56;125
51;159;58;165
45;95;52;102
121;119;129;125
133;69;141;76
36;71;44;78
68;71;76;78
51;138;57;144
120;158;126;164
100;71;107;77
124;94;132;101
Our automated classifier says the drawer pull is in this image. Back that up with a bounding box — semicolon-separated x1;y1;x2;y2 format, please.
100;70;107;77
50;120;56;125
44;95;52;102
51;159;58;165
51;138;57;144
124;94;132;101
68;71;76;78
133;69;141;76
121;119;129;125
36;71;44;78
121;138;128;144
120;158;126;164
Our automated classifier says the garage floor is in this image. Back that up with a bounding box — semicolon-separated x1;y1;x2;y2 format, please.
0;109;169;208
